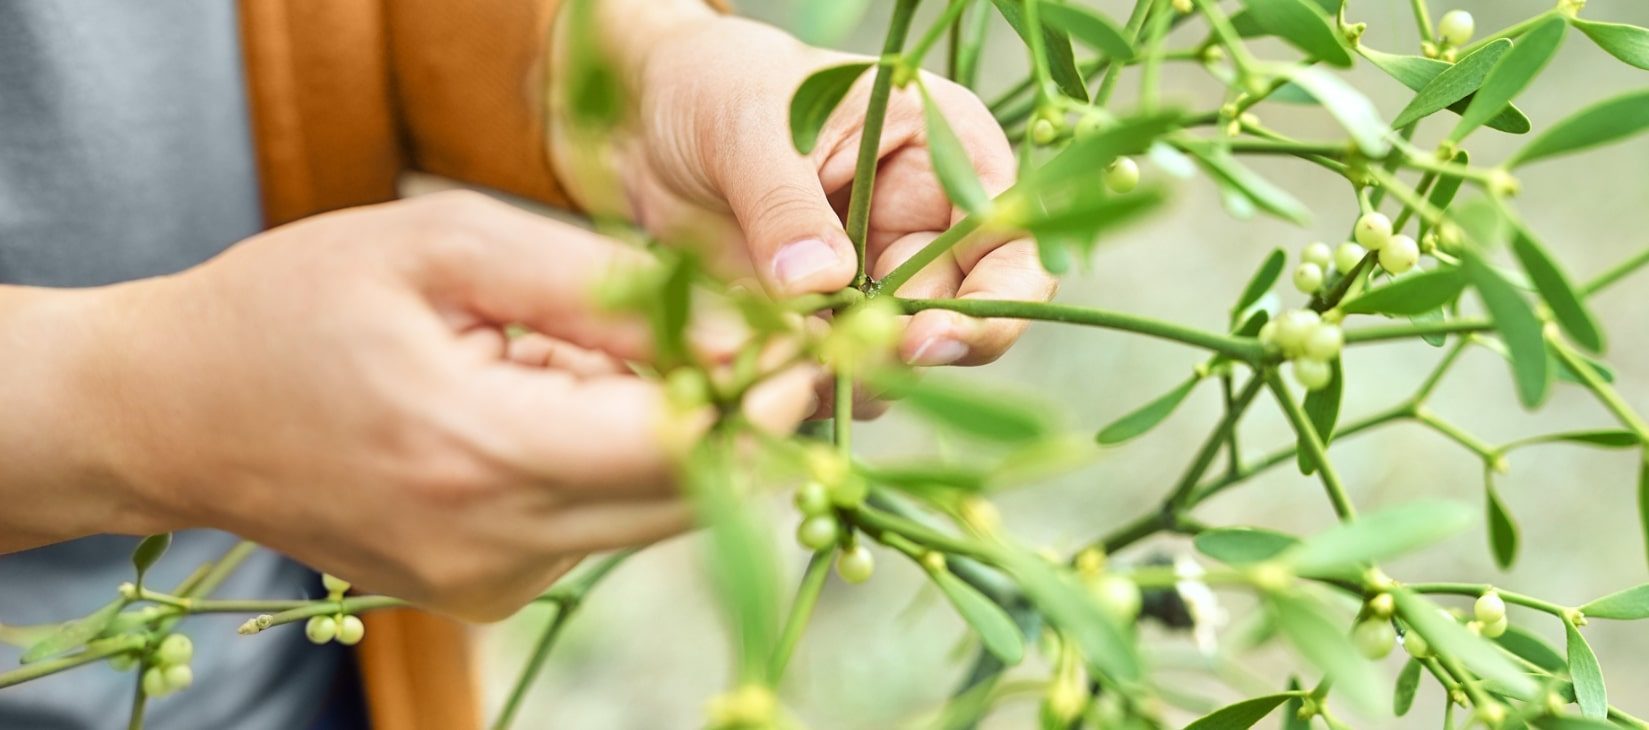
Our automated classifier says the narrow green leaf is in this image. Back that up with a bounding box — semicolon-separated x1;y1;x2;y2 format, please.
919;83;990;215
1565;621;1607;718
789;62;873;154
1194;527;1300;565
1533;717;1624;730
1297;358;1342;475
1360;48;1531;133
861;461;989;495
1426;150;1470;215
1486;476;1520;569
1289;500;1474;577
1282;678;1309;730
1573;18;1649;71
1239;0;1351;67
1412;308;1448;347
1028;112;1180;186
1234;248;1287;319
1494;623;1567;672
131;533;172;585
1517;430;1640;449
1394;658;1422;716
21;599;125;663
877;374;1051;444
1466;251;1550;408
1512;226;1604;352
989;0;1089;102
1511;89;1649;167
1183;692;1293;730
996;547;1140;682
1451;17;1567;142
1021;188;1166;255
1268;592;1383;713
1390;40;1513;129
687;442;782;679
931;569;1025;665
1641;453;1649;573
1037;3;1134;60
1278;66;1391;157
1581;584;1649;620
1342;267;1468;316
1183;143;1311;225
1393;589;1539;698
1096;376;1200;445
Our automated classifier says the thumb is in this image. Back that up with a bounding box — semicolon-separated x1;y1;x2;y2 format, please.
719;154;857;297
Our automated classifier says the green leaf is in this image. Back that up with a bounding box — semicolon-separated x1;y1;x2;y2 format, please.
1268;592;1383;713
1466;250;1550;408
1342;267;1467;316
1021;188;1166;258
1096;376;1200;445
1511;89;1649;168
1183;692;1294;730
1360;48;1531;134
1194;527;1300;565
876;373;1051;444
1297;358;1342;475
687;442;781;679
1565;621;1607;718
1183;142;1311;225
1282;678;1309;730
1238;0;1351;67
1393;588;1539;698
1532;717;1624;730
1426;150;1470;216
996;547;1140;682
1288;500;1474;577
1037;3;1134;60
1451;16;1567;142
1412;307;1448;347
1277;66;1391;157
918;83;990;216
789;62;873;155
1580;584;1649;620
1517;430;1641;449
1234;248;1287;320
1486;476;1519;569
1641;454;1649;573
1028;112;1181;186
1494;623;1567;672
930;568;1025;665
795;0;872;45
1512;226;1604;352
989;0;1089;102
131;533;172;586
1394;657;1422;716
1390;40;1513;129
1572;18;1649;71
861;461;990;496
21;598;125;663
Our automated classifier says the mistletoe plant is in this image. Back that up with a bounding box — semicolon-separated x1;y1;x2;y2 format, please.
7;0;1649;728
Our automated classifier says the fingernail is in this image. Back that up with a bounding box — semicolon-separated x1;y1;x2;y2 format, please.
771;239;841;291
908;337;968;366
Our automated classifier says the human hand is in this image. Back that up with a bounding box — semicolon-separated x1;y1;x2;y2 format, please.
45;192;816;620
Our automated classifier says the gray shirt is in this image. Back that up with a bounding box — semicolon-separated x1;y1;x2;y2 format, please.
1;3;347;727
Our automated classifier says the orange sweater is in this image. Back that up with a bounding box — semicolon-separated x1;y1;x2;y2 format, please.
235;1;722;727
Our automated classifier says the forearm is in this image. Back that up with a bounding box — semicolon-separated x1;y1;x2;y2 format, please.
0;285;173;553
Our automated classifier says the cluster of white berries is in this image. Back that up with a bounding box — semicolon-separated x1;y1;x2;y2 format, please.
1354;211;1420;275
792;447;875;583
1290;239;1374;296
139;634;194;698
305;574;367;646
1398;590;1510;663
1259;308;1342;391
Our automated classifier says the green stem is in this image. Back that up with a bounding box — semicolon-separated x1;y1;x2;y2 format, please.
1022;0;1054;107
1414;406;1502;463
128;672;148;730
1406;582;1570;616
834;368;854;451
0;634;147;689
1094;0;1154;105
1191;401;1414;503
895;297;1266;360
1550;339;1649;442
1139;0;1174;111
876;201;988;294
1225;139;1348;157
1167;377;1265;509
1343;318;1490;344
1460;9;1559;55
237;596;410;635
1265;371;1357;521
910;0;972;66
854;506;1001;564
1584;247;1649;296
1190;0;1261;83
954;0;991;88
768;550;833;683
847;0;922;288
1409;0;1436;45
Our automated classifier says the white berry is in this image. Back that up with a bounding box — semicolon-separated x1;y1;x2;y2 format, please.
1104;157;1140;193
336;615;366;646
1273;309;1321;356
837;545;875;584
1301;242;1333;268
1380;234;1420;274
1403;630;1432;659
1354;212;1393;250
305;615;337;645
1481;614;1509;638
1334;242;1366;274
1439;10;1475;47
1293;262;1325;294
796;515;839;551
1292;358;1333;391
1303;323;1344;361
1475;591;1507;625
1258;320;1280;351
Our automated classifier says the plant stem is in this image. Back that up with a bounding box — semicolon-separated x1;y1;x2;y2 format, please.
847;0;922;288
237;595;410;635
1265;371;1357;521
0;634;147;689
1190;0;1261;83
768;550;833;683
895;297;1267;360
911;0;972;66
1409;0;1436;45
1550;339;1649;442
128;672;148;730
1414;406;1501;463
1460;9;1558;55
877;211;987;295
1584;246;1649;296
1191;401;1415;503
954;0;991;88
854;506;1000;564
1225;139;1348;157
1405;582;1570;616
1343;318;1490;344
1094;0;1154;105
1167;377;1265;509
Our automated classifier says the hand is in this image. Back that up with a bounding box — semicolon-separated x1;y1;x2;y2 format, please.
7;192;816;620
548;6;1057;373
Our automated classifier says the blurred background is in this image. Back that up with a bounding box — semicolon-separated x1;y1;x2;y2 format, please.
427;1;1649;726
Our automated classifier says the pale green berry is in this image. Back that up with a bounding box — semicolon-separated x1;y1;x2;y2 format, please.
1104;157;1140;193
1258;320;1280;352
1475;702;1506;728
1367;592;1395;619
155;634;192;667
1172;0;1192;13
1334;242;1366;274
1293;262;1324;294
1301;242;1333;268
1380;234;1420;274
1091;574;1142;621
322;573;352;596
305;615;338;645
1353;619;1396;659
1030;118;1059;146
1354;212;1393;250
1292;358;1333;391
1475;591;1507;625
837;545;875;583
793;481;832;516
1273;309;1321;356
1439;10;1475;46
336;615;366;646
1303;323;1343;361
142;666;171;698
163;664;193;692
1481;614;1509;639
1403;629;1432;659
796;515;839;551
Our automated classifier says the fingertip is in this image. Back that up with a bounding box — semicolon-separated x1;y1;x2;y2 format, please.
742;364;823;434
901;310;977;367
768;237;857;296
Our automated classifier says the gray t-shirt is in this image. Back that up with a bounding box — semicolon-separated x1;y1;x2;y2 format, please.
0;3;349;727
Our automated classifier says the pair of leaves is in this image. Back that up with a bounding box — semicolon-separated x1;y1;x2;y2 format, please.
875;372;1052;445
1360;47;1531;134
927;566;1025;665
1239;0;1351;67
1340;266;1467;316
1451;16;1568;142
1572;17;1649;71
1465;250;1550;408
1391;40;1513;129
1511;88;1649;168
